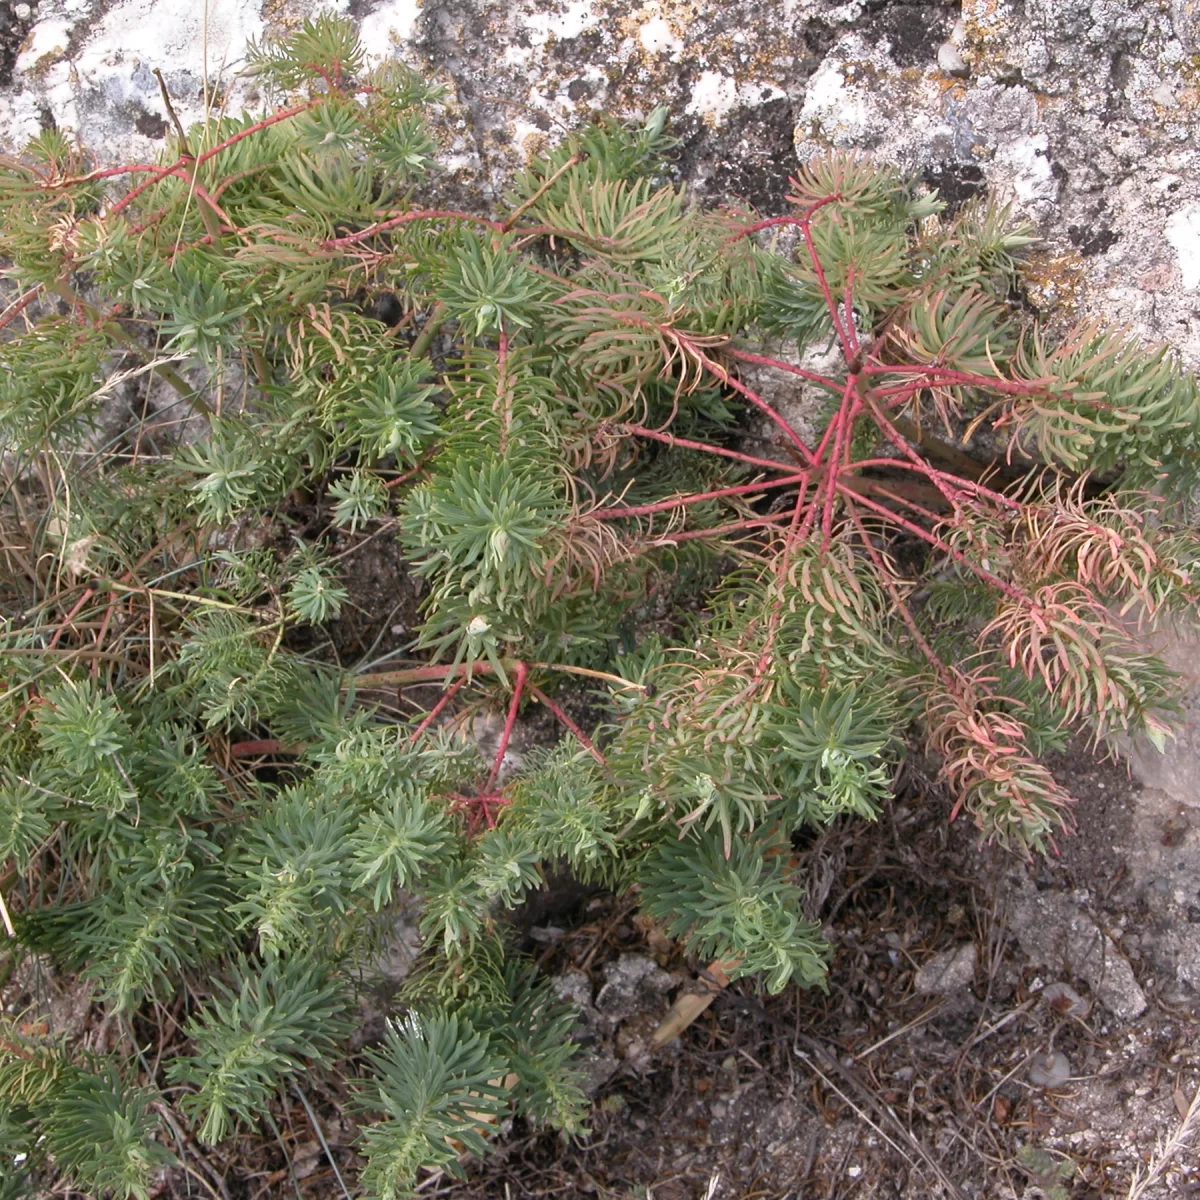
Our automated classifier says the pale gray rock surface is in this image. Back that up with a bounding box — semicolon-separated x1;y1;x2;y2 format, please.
594;951;675;1024
2;0;1198;349
912;940;977;996
1008;872;1148;1020
1126;624;1200;809
1123;785;1200;993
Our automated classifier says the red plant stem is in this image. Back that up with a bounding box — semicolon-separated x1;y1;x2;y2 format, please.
821;376;860;538
174;106;318;167
842;271;860;357
306;62;340;91
872;382;929;406
723;198;839;245
381;445;440;490
0;286;42;333
166;234;214;264
724;346;842;392
484;660;528;794
621;424;801;474
809;392;847;467
407;674;468;747
645;512;794;544
725;195;854;360
528;683;606;765
699;354;817;465
846;504;951;680
188;183;236;230
591;471;809;521
47;588;96;650
322;208;507;249
109;165;203;217
108;102;317;216
798;209;854;362
861;393;967;510
128;205;171;234
783;472;813;557
836;483;1029;604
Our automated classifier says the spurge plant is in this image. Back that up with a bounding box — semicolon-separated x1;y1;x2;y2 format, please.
0;15;1197;1197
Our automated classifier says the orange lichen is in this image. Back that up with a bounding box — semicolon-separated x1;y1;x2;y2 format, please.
1021;247;1087;320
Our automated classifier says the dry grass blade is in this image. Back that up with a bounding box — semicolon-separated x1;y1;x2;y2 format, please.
1125;1078;1200;1200
650;957;737;1047
794;1035;970;1200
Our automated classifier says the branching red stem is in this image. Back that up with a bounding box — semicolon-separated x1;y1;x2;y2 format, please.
528;683;606;765
408;674;468;747
837;483;1030;605
697;351;817;464
484;660;528;795
108;102;318;216
621;424;801;474
590;471;809;521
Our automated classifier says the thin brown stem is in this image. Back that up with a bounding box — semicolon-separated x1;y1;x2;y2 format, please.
502;152;583;230
0;285;42;333
153;68;193;153
407;675;468;747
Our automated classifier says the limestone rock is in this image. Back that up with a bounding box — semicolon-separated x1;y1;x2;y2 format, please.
1008;874;1147;1021
913;942;977;996
1123;786;1200;993
594;952;675;1024
0;0;1198;377
1125;623;1200;809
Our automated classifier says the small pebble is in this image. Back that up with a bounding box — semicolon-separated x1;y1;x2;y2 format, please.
1041;981;1091;1018
14;3;31;18
1028;1051;1072;1088
937;42;970;77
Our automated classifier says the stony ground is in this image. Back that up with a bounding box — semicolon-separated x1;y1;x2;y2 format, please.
7;747;1198;1198
411;750;1200;1200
